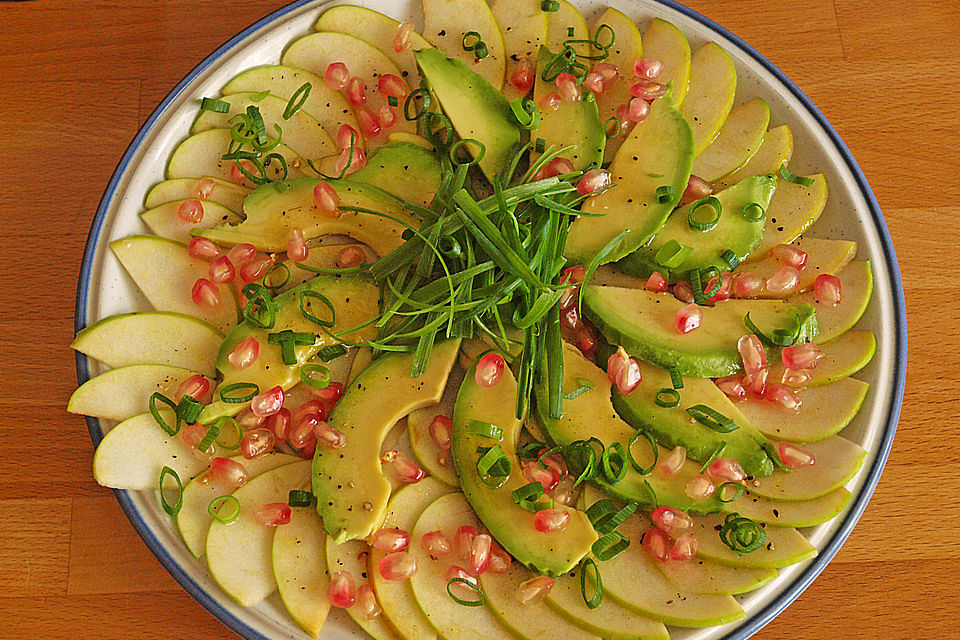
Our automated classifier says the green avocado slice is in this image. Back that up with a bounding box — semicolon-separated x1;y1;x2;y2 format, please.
350;140;442;206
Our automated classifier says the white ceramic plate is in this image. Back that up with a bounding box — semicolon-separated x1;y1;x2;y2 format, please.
75;1;907;638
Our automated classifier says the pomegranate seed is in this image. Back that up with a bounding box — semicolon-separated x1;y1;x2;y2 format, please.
357;106;382;137
229;161;251;186
523;461;560;492
675;303;702;334
445;565;478;593
475;352;506;387
377;73;408;99
781;368;812;388
538;92;561;112
226;243;256;266
324;62;349;91
814;274;843;307
715;375;746;400
509;57;535;94
537;448;568;477
652;506;694;538
778;441;816;469
772;243;808;269
630;79;667;101
634;58;664;79
208;255;236;284
378;551;417;581
308;381;344;410
336;146;366;175
614;356;642;395
240;427;275;459
181;423;213;455
175;374;211;403
313;181;340;217
250;386;284;418
657;445;686;478
392;451;423;482
646;271;668;292
253;502;291;526
335;245;365;268
345;76;366;106
286;227;308;262
240;255;271;283
377;104;397;129
394;21;415;53
766;266;801;294
420;530;452;559
707;271;735;303
582;71;605;95
335;124;358;152
437;449;450;467
177;199;204;223
782;343;823;370
684;475;716;500
228;336;259;370
738;334;767;374
191;278;220;308
533;509;570;533
577;168;611;196
209;457;249;488
297;434;318;459
555;72;581;102
428;415;452;449
355;583;381;620
606;346;629;383
292;399;327;425
372;528;410;554
516;575;554;605
734;272;765;298
765;382;802;412
743;368;769;398
467;533;492;575
187;237;222;261
625;97;650;123
576;326;598;355
264;407;291;442
593;62;619;86
454;526;477;562
668;532;699;561
706;457;746;485
683;175;714;202
673;280;694;303
236;407;265;430
642;527;671;561
533;156;576;181
563;265;586;286
488;545;512;573
326;570;356;608
194;177;216;199
314;421;347;449
561;304;582;331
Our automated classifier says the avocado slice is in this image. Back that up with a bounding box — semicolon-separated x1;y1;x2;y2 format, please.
452;355;597;576
581;284;818;377
415;48;522;183
565;95;694;266
313;339;460;543
616;173;777;281
531;46;604;171
197;274;380;424
351;140;442;206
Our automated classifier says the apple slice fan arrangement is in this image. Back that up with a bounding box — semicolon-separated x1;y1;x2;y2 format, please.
71;1;878;638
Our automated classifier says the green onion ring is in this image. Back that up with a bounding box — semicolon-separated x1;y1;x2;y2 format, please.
601;442;627;484
214;416;243;450
654;239;693;269
159;466;183;516
669;368;684;390
718;513;767;554
579;558;603;609
778;165;815;187
299;290;336;327
201;97;230;113
720;249;740;270
627;428;658;475
149;392;181;436
686;404;739;432
422;111;454;149
511;481;545;505
196;421;221;453
447;578;486;606
656;185;674;203
283;81;312;120
262;262;290;291
688;195;722;231
541;0;560;11
509;98;541;131
592;531;630;561
654;388;681;408
288;489;314;507
604;116;622;139
466;420;503;440
218;382;259;404
300;363;332;389
403;87;431;121
449;138;486;167
718;482;744;503
208;495;241;524
462;31;482;51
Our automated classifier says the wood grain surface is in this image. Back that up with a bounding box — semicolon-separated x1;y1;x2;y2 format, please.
1;0;956;638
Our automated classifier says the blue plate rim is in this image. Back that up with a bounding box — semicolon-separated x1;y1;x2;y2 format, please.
74;0;908;638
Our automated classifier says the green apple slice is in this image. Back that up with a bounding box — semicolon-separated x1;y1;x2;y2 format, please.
655;557;777;595
593;8;643;163
422;0;506;91
691;98;770;180
642;18;691;108
140;199;240;244
407;366;463;488
481;564;601;640
222;65;360;143
688;513;817;569
740;236;857;299
69;364;211;422
166;128;314;182
738;376;869;442
72;311;222;376
791;260;873;342
716;124;793;189
544;572;668;640
756;173;828;254
110;235;239;332
325;538;402;640
177;452;299;558
273;507;332;638
749;436;866;501
409;492;524;640
544;0;589;53
769;329;876;386
723;488;853;528
491;0;547;101
191;92;336;161
205;460;312;606
314;5;433;89
680;42;737;154
92;410;220;490
145;177;249;211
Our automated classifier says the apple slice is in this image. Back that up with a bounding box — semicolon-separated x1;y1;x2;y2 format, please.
166;128;314;182
544;572;668;640
769;329;876;386
691;98;770;180
792;259;873;342
749;436;866;501
368;478;452;640
544;0;589;53
642;18;691;108
72;311;222;376
593;8;643;163
680;42;737;154
654;557;777;595
407;366;463;488
92;410;221;490
687;513;817;569
177;452;299;558
740;236;857;299
756;173;828;254
715;124;793;189
724;488;853;528
325;538;403;640
273;507;332;638
145;177;249;211
422;0;506;91
69;364;211;422
110;235;239;332
205;460;311;606
140;199;241;244
491;0;547;101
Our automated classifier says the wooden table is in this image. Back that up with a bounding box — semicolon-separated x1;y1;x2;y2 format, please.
1;0;956;638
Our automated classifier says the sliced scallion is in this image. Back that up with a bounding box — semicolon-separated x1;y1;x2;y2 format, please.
686;404;738;432
466;420;503;440
288;489;314;507
778;165;815;187
718;513;767;554
447;578;485;606
159;466;183;516
219;382;259;404
654;239;693;268
149;392;181;435
654;388;681;408
208;495;240;524
300;363;331;388
592;531;630;560
579;558;603;609
655;185;675;204
200;97;230;113
688;196;721;231
627;428;658;475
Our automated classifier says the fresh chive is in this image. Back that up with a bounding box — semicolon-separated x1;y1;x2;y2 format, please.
214;416;242;449
449;138;486;167
655;185;674;204
688;196;722;231
447;578;486;606
300;363;331;388
592;531;630;560
219;382;259;404
577;229;630;310
535;137;546;153
262;262;290;291
604;116;622;139
249;90;270;103
511;481;545;506
318;344;348;361
579;558;603;609
654;388;680;408
700;442;727;473
720;249;740;270
288;489;314;507
403;87;432;121
654;239;693;269
509;98;541;130
200;97;230;113
601;442;628;484
466;420;503;440
687;404;738;432
196;421;221;453
563;377;595;400
149;392;181;435
718;513;767;554
718;482;744;503
586;500;637;535
627;428;657;475
282;82;311;119
778;165;815;187
299;290;336;327
159;466;183;516
208;495;240;524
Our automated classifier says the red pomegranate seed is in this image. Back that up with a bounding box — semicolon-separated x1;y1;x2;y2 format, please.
633;58;664;79
743;367;769;398
326;570;357;608
778;441;816;469
576;325;598;355
181;423;212;454
428;415;452;449
684;474;716;500
445;565;478;591
707;271;735;303
264;407;291;442
675;303;701;334
391;451;423;483
393;21;415;53
735;272;765;298
292;399;328;425
297;433;318;459
509;56;535;93
652;506;694;538
313;181;340;217
738;334;767;374
625;97;650;123
577;169;611;196
475;352;506;387
288;412;319;448
657;445;686;478
187;237;222;261
630;79;667;101
228;336;259;370
487;545;512;574
286;227;308;262
533;156;575;181
251;385;284;418
516;575;554;605
642;527;671;561
357;106;382;137
562;264;586;286
781;368;812;388
336;124;359;152
236;407;265;430
533;508;570;533
715;375;746;400
646;271;668;292
555;72;581;102
582;71;605;95
314;421;347;449
194;177;216;199
538;92;561;112
673;280;694;303
561;304;582;331
706;457;746;485
606;346;629;383
355;584;381;620
226;243;256;266
523;461;560;492
308;381;344;410
336;146;366;175
240;428;275;459
372;528;410;554
324;62;349;91
191;278;220;308
772;243;808;269
175;374;211;403
377;73;408;99
177;199;204;223
335;245;365;269
454;526;477;562
537;448;568;477
345;76;366;106
468;534;492;575
209;457;249;488
420;530;452;559
614;356;642;395
814;274;842;307
782;343;823;370
683;175;714;202
208;255;235;284
253;502;291;526
593;62;619;86
766;266;801;294
668;532;699;561
240;255;272;283
377;104;397;129
765;382;802;412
